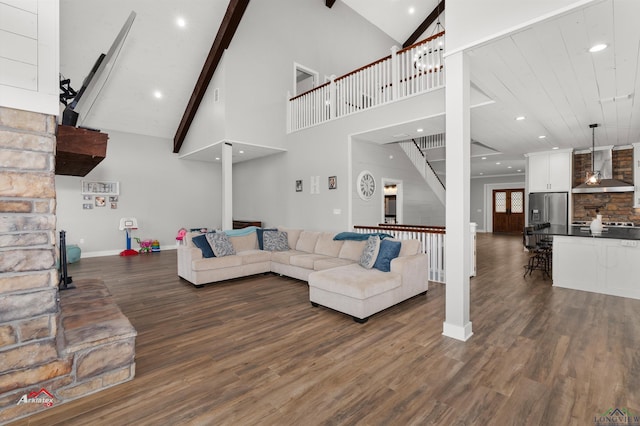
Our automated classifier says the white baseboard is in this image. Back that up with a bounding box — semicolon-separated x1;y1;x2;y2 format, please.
442;321;473;341
81;245;178;258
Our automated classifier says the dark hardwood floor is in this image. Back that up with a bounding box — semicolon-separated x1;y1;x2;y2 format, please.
11;233;640;425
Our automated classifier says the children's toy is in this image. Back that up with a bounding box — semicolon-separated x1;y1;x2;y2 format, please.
151;240;160;252
176;228;187;245
136;238;153;253
119;217;139;256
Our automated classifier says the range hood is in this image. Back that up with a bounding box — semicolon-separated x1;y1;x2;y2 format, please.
572;148;634;193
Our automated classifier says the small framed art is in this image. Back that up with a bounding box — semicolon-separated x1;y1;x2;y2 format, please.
295;180;303;192
328;176;337;190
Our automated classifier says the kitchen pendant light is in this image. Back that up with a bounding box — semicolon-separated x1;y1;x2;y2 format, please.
586;123;601;185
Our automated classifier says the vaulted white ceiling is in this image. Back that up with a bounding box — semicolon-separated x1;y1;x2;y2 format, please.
59;0;640;177
347;0;640;178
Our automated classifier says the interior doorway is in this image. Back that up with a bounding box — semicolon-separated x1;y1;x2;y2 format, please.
492;188;525;233
294;63;318;96
382;179;403;224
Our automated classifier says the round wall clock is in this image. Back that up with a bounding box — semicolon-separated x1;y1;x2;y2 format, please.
357;170;376;201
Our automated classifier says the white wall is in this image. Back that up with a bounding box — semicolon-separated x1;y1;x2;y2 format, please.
447;0;595;53
470;175;525;231
231;90;448;232
56;131;221;256
0;0;59;115
352;141;445;227
184;0;398;153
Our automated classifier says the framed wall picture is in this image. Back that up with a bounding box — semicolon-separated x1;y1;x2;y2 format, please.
328;176;337;190
82;181;120;196
95;196;106;207
295;180;303;192
83;203;93;209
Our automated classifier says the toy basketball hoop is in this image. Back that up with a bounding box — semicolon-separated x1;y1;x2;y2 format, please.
119;217;139;256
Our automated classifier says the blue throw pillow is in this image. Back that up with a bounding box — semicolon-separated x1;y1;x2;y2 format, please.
192;234;215;258
257;228;277;250
373;239;402;272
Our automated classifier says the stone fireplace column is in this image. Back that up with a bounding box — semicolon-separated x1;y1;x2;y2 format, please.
0;106;68;423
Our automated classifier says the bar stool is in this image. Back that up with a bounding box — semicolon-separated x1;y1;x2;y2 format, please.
523;225;552;279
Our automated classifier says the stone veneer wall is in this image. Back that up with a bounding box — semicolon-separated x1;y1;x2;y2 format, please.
573;148;640;224
0;106;136;424
0;107;64;422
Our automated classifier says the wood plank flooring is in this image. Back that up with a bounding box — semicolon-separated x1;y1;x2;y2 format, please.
10;233;640;425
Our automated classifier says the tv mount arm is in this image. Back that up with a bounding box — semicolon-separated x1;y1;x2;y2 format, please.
59;75;77;106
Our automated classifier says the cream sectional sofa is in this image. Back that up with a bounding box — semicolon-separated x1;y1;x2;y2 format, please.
177;227;429;322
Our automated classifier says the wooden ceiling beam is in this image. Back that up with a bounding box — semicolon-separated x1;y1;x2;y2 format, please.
173;0;250;153
326;0;336;8
403;0;444;48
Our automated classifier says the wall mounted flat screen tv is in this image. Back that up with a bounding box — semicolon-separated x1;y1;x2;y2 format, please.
62;11;136;127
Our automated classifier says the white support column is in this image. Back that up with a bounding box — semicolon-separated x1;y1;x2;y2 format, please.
443;51;473;342
221;142;233;230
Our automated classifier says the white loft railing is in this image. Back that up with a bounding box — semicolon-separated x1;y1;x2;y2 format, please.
287;31;445;133
353;222;477;284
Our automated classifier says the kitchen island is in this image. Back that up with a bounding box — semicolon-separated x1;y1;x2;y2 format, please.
536;225;640;299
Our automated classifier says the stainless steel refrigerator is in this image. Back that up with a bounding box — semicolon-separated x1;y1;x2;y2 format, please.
528;192;568;226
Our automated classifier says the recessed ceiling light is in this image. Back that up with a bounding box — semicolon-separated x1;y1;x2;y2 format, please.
215;157;220;161
417;128;423;133
153;90;163;99
176;17;186;28
479;172;484;175
495;162;501;165
538;135;546;139
239;150;244;154
408;7;415;14
589;43;607;53
552;146;559;150
389;155;394;160
481;157;487;160
507;166;512;169
515;116;525;121
517;169;522;172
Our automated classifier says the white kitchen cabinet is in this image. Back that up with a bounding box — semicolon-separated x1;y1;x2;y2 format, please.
634;143;640;207
527;149;573;192
553;235;640;300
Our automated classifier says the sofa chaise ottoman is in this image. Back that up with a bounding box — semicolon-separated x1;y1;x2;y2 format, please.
308;239;428;323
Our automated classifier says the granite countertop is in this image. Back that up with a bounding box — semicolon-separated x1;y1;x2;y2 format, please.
533;224;640;240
